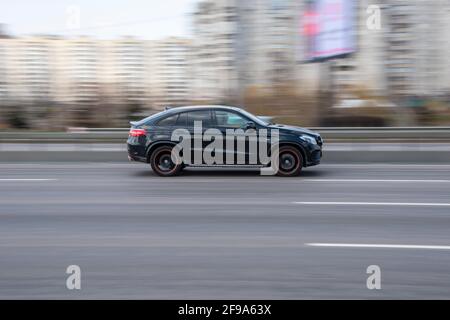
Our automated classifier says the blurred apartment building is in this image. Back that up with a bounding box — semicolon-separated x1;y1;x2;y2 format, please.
0;35;193;112
0;29;11;102
102;38;148;106
56;38;102;105
192;0;239;103
330;0;386;99
0;36;56;104
236;0;299;91
383;0;450;98
329;0;450;102
148;37;193;107
192;0;301;99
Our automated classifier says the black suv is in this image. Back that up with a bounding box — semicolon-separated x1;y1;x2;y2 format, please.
127;106;322;176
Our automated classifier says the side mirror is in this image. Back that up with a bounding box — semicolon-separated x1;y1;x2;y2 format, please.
244;121;256;130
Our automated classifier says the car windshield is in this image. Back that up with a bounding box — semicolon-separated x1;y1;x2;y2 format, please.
236;108;270;126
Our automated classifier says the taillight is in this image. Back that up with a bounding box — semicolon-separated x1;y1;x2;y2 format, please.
129;128;147;137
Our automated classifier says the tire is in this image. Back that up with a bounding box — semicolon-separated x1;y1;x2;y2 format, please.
149;145;183;177
276;145;303;177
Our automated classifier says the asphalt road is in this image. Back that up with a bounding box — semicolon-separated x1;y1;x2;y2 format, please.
1;163;450;299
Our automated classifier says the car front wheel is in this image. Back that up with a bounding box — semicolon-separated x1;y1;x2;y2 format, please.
276;146;303;177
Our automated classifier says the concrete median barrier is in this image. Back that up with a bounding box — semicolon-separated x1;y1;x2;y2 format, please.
1;143;449;164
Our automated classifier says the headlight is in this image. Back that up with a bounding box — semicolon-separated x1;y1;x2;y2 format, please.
299;135;317;145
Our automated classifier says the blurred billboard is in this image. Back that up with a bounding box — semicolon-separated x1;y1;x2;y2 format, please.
303;0;357;61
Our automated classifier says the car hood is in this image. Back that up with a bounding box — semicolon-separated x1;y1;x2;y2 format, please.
268;124;320;137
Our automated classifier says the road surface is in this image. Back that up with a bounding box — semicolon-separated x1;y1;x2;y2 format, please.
0;163;450;299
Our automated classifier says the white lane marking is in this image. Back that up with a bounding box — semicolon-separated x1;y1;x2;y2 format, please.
0;178;447;184
294;202;450;207
320;164;450;168
84;178;450;183
0;179;58;181
306;243;450;250
1;163;450;168
303;179;450;183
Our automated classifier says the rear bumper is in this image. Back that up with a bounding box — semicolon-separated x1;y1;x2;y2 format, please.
127;144;147;163
128;154;146;162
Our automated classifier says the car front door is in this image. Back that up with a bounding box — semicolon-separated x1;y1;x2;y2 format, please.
213;110;258;165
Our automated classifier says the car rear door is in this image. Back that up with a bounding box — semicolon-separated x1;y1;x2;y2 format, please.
185;110;214;165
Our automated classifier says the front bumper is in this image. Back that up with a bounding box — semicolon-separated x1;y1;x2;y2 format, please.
306;146;322;167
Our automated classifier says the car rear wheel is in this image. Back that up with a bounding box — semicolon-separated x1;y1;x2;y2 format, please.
150;146;183;177
276;146;303;177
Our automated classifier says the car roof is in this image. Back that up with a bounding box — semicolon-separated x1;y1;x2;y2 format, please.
164;105;243;114
134;105;245;126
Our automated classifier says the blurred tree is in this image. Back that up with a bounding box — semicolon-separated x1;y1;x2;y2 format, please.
243;84;319;127
4;105;29;129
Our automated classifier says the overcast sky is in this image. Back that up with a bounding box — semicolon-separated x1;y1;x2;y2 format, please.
0;0;199;39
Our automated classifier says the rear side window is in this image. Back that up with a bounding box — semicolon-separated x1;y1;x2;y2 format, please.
176;112;187;126
186;110;213;127
156;114;179;126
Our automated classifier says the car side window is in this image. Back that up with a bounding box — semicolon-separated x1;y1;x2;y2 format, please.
215;110;247;128
156;114;179;126
186;110;213;127
175;112;187;126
